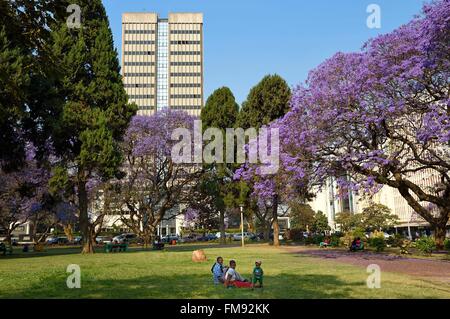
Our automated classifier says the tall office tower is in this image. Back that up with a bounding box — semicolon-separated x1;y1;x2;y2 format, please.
122;12;203;116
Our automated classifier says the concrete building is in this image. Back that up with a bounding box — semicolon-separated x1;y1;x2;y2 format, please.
93;12;204;237
122;12;203;116
309;169;449;237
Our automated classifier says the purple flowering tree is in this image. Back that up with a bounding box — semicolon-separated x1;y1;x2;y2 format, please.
0;144;50;244
278;0;449;247
235;125;315;245
115;111;202;248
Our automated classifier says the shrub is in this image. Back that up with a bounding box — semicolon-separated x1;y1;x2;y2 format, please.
399;239;412;254
314;234;325;245
340;228;366;247
415;237;436;255
369;237;386;252
444;239;450;251
305;234;324;245
330;234;341;247
286;228;304;241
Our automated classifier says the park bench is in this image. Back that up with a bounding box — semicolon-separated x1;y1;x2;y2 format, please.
0;242;13;256
104;242;128;253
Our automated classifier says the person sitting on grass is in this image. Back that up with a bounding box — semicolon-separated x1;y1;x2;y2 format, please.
350;237;363;251
251;260;264;289
224;260;252;288
320;236;331;248
211;256;225;284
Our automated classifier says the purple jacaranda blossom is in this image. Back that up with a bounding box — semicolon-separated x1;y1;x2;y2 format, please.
256;0;450;242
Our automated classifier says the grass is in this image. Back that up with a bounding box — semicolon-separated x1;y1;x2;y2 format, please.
0;243;449;299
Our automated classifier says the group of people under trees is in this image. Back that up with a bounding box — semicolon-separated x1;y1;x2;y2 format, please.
211;257;264;289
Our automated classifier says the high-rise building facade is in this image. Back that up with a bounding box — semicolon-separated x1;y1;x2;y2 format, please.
122;12;203;116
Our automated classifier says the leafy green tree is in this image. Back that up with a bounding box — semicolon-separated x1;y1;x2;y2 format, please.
311;211;331;234
361;203;399;232
237;74;291;129
200;87;239;243
48;0;137;253
335;211;362;233
289;202;315;231
236;74;291;246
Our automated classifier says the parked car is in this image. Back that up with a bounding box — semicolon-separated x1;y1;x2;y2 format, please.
112;233;137;244
179;234;197;243
197;234;217;241
46;236;69;245
257;231;283;241
73;236;83;245
233;232;257;241
215;232;233;239
95;236;112;245
161;235;180;243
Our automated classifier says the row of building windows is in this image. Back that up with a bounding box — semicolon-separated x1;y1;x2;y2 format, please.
123;73;155;77
170;83;201;88
171;94;201;99
124;30;155;34
124;84;155;88
170;40;201;45
124;62;155;66
124;51;155;55
171;105;202;110
170;72;202;77
128;95;155;99
138;105;155;110
170;51;201;55
124;40;155;45
170;30;201;34
171;62;201;66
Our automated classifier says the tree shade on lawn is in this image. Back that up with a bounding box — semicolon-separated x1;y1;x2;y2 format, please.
0;245;448;298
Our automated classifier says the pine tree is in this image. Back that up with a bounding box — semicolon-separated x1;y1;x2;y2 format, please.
48;0;137;253
200;87;239;243
237;74;291;129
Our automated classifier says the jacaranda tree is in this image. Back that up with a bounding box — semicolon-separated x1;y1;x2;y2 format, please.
276;0;449;247
115;111;201;248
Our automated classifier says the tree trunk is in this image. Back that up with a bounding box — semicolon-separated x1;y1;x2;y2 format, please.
78;180;94;254
143;235;151;249
219;210;226;245
434;220;447;250
63;224;74;242
263;222;271;242
272;194;280;247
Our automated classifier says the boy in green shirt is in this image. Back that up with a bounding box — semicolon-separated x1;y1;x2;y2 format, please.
252;260;264;289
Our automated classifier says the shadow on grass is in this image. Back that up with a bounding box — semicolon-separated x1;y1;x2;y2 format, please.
0;243;249;259
0;273;359;299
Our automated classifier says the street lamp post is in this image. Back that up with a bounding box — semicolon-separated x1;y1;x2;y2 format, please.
239;204;244;247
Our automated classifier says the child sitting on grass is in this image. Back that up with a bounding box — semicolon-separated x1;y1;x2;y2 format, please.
252;260;264;289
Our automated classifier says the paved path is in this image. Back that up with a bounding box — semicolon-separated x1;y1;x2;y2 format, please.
284;246;450;283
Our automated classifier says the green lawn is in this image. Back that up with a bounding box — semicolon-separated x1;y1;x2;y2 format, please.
0;243;448;299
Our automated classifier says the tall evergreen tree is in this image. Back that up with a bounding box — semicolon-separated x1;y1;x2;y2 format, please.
237;74;291;129
200;87;239;243
48;0;137;253
236;74;291;246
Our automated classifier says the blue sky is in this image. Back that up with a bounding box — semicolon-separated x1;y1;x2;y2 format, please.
103;0;425;104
